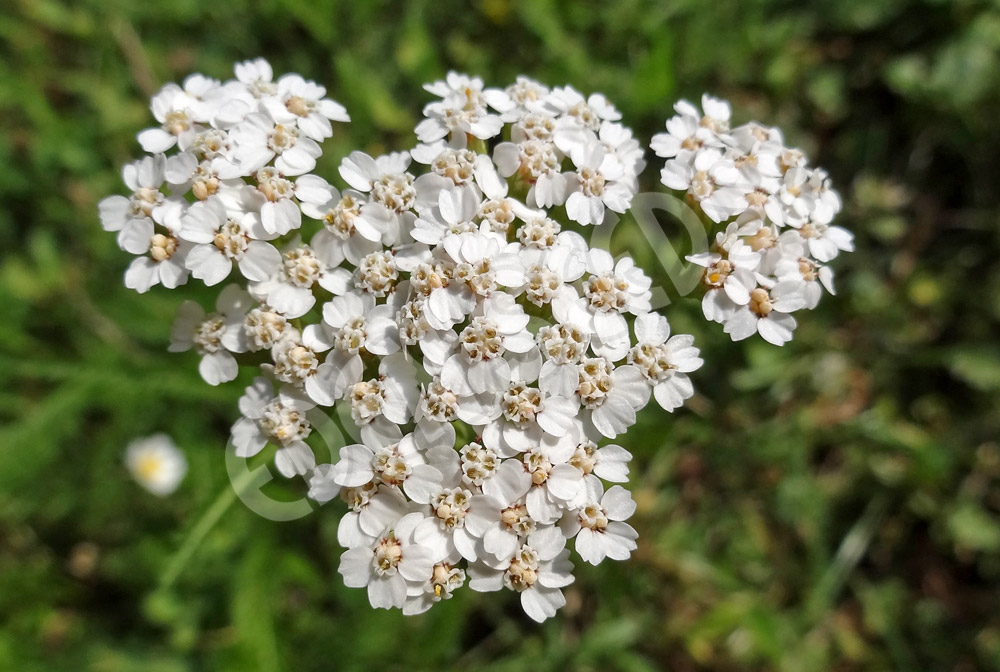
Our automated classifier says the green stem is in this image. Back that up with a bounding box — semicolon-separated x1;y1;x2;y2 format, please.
158;467;258;589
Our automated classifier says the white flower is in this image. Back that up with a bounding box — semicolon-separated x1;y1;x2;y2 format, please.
331;432;442;502
723;281;808;345
101;66;861;618
230;377;316;477
137;84;202;153
661;148;749;223
125;434;187;496
565;438;632;483
425;230;525;328
335;482;411;549
244;304;292;351
628;313;703;412
250;243;344;318
416;72;508;142
179;196;282;284
464;459;533;561
561;133;634;226
169;284;252;385
297;178;382;265
493;138;572;209
403;562;467;615
216;166;316;237
412;486;482;562
234;58;276;98
541;85;621;131
468;526;574;622
338;151;417;240
775;254;835;309
688;236;761;324
560;478;638;565
258;73;350;141
338;512;438;610
439;300;533;396
98;154;166;253
123;226;193;294
799;220;855;263
230;112;322;176
574;358;651;439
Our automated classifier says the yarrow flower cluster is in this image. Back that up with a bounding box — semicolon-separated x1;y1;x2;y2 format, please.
99;61;852;621
652;95;854;345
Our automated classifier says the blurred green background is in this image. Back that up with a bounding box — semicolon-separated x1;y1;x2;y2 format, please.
2;0;1000;670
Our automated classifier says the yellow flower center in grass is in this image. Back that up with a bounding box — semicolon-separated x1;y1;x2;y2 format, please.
135;453;165;482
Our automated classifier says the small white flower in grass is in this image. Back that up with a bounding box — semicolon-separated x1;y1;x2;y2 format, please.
338;512;438;610
629;313;703;412
125;434;187;496
560;478;638;565
468;526;574;623
169;284;251;385
230;377;316;477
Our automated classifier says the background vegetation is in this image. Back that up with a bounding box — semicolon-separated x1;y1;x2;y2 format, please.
2;0;999;669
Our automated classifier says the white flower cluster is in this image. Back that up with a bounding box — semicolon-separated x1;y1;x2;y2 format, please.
653;95;854;345
99;61;852;622
98;59;349;293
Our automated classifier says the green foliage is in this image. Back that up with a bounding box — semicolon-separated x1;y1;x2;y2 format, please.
1;0;999;670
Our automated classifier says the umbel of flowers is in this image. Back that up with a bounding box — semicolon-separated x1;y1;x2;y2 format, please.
99;60;852;621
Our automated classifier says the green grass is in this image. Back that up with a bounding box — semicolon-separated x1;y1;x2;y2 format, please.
2;0;999;670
